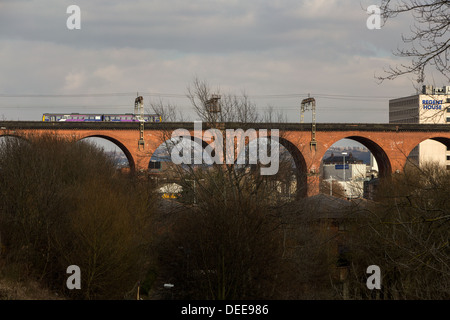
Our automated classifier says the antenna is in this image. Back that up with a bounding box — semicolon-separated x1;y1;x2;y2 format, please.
300;93;310;124
300;96;317;151
134;96;144;119
134;96;145;150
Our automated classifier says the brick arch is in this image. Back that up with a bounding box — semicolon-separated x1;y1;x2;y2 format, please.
312;135;392;179
405;136;450;152
278;136;308;198
430;137;450;147
146;135;210;169
402;135;450;167
0;133;28;141
343;136;392;178
232;134;308;198
77;134;136;171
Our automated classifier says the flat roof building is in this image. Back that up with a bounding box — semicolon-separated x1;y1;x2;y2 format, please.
389;85;450;169
322;153;367;199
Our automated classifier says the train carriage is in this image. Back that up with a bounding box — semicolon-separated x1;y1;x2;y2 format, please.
43;113;161;122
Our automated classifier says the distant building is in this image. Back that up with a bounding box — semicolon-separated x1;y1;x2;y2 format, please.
389;85;450;169
363;177;379;201
158;183;183;199
323;153;367;199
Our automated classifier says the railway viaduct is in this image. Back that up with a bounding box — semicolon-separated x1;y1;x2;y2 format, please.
1;121;450;197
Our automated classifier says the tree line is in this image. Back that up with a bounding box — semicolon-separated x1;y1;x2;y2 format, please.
0;78;448;300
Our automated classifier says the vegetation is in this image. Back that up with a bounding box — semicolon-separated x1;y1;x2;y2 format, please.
345;163;450;299
0;134;157;299
377;0;450;83
0;79;448;300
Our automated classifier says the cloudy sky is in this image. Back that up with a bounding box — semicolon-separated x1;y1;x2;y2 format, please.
0;0;446;124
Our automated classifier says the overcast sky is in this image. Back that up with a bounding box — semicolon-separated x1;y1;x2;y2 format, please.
0;0;447;124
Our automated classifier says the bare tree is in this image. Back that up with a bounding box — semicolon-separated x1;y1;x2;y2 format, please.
187;77;260;124
153;166;289;300
345;162;450;299
0;134;157;299
150;99;185;122
147;79;322;299
376;0;450;83
320;178;346;199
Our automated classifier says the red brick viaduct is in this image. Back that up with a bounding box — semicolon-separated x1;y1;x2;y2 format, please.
1;121;450;197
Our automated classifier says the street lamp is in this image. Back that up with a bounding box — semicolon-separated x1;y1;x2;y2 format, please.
342;152;347;198
329;175;333;196
186;179;204;204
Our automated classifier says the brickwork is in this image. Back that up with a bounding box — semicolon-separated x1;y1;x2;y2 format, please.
1;123;450;197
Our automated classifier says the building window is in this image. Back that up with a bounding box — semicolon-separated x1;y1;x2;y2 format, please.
149;161;161;169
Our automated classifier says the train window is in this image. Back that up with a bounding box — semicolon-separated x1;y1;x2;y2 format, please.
105;116;110;121
51;116;55;122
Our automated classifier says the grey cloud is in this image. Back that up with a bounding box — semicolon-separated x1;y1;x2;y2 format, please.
0;0;430;124
0;0;395;55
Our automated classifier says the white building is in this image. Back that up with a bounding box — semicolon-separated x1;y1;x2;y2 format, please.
389;85;450;169
322;153;367;199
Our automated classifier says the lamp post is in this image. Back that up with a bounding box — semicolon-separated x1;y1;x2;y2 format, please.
185;179;196;204
186;179;204;204
342;152;347;198
329;176;333;196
